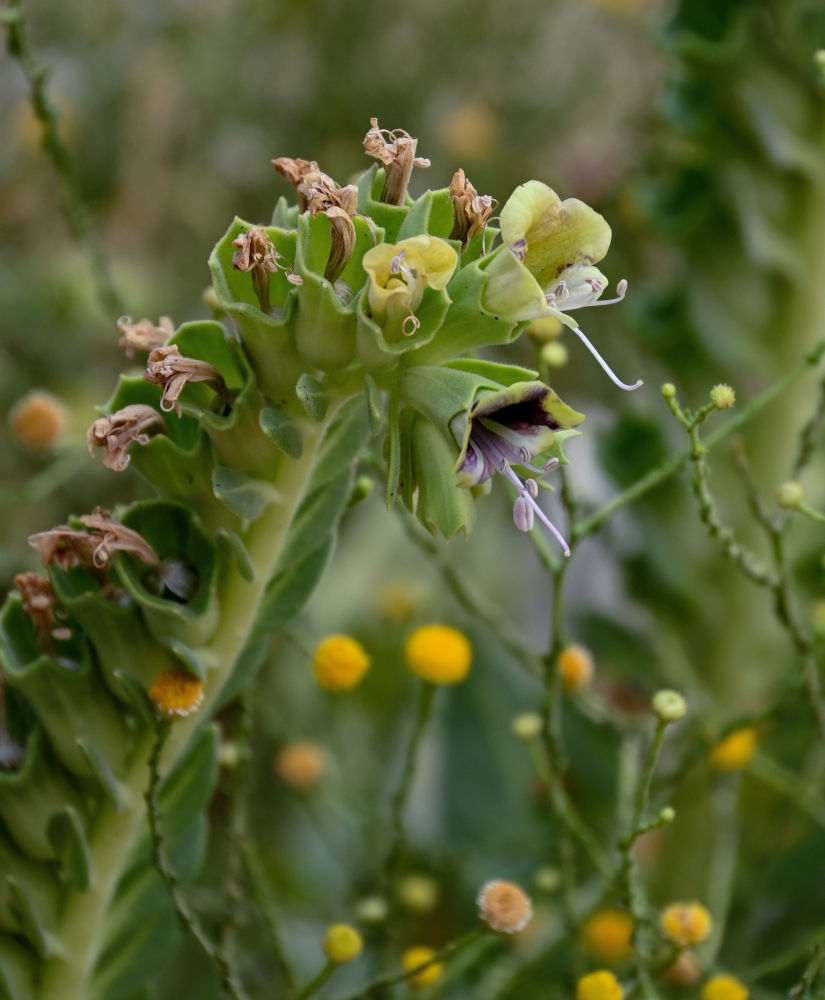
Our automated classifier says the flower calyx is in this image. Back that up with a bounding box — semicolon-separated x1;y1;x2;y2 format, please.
363;117;430;205
144;344;228;416
232;225;302;313
87;403;165;471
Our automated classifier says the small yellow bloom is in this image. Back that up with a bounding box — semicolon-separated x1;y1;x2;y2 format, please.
148;669;204;720
9;391;68;450
576;970;623;1000
323;924;363;964
312;635;370;692
274;741;327;790
404;625;472;685
710;728;757;772
477;880;533;933
397;873;440;913
701;975;748;1000
401;947;443;988
660;902;712;947
710;384;736;410
582;909;634;964
557;644;594;693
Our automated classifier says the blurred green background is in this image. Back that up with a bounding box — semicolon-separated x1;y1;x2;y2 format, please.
4;0;825;995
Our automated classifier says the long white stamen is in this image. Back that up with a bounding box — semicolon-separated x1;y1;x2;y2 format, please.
500;462;570;556
587;278;628;307
570;324;642;392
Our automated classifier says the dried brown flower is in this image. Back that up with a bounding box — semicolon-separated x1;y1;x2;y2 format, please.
231;226;301;312
449;169;494;247
363;118;430;206
14;572;61;647
87;404;165;471
143;345;227;417
117;316;174;358
29;507;160;572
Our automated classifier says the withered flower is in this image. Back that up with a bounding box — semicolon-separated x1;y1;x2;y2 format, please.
449;169;494;247
143;344;227;417
29;507;160;571
14;572;65;647
231;226;302;313
363;118;430;206
272;158;360;284
117;316;174;358
87;404;165;471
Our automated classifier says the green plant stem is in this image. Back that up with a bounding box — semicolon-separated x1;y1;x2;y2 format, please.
293;961;337;1000
2;0;124;319
338;926;489;1000
705;778;740;963
788;940;825;1000
797;502;825;526
145;724;248;1000
36;417;332;1000
748;924;825;983
630;720;666;837
384;680;436;880
575;341;825;539
791;370;825;479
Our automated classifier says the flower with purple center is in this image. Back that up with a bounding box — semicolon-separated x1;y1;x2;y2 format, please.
453;381;584;554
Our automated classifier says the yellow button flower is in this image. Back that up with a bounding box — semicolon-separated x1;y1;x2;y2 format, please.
312;635;370;692
274;741;327;790
362;236;457;338
701;975;748;1000
582;909;634;963
557;644;594;693
404;625;472;685
710;728;757;771
660;902;712;947
401;946;443;988
148;669;205;720
323;924;363;964
576;970;623;1000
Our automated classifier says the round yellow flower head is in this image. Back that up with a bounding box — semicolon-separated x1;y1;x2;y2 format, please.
701;975;748;1000
576;970;623;1000
312;635;370;692
709;728;757;772
660;902;712;947
401;946;443;988
582;909;634;963
477;879;533;933
511;711;543;741
397;873;440;914
404;625;472;685
148;669;204;720
274;741;327;790
709;384;736;410
323;924;363;964
9;390;68;450
557;644;594;693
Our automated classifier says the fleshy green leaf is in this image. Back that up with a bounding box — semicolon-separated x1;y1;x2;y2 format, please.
47;807;90;891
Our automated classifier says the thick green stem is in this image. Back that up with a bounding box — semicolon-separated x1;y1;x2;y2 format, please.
36;419;330;1000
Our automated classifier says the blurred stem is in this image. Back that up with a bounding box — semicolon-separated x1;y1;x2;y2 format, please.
749;753;825;828
2;0;125;319
575;340;825;539
705;778;740;963
791;369;825;479
146;723;248;1000
383;680;436;880
293;960;336;1000
241;841;296;990
788;940;825;1000
748;923;825;984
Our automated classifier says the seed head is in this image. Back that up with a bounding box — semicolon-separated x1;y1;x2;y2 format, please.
312;635;370;692
404;625;472;685
709;384;735;410
477;879;533;934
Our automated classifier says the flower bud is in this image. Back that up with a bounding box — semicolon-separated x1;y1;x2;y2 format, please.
652;689;687;723
776;480;803;509
709;384;735;409
511;712;543;741
661;383;676;400
397;873;440;913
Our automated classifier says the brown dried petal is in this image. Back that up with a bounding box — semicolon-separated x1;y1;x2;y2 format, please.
231;227;280;274
144;345;226;417
117;316;174;359
363;118;430;206
449;168;494;246
14;572;58;647
28;525;99;571
79;508;160;568
87;404;165;472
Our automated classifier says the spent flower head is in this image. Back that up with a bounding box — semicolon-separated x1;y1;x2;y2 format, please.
87;404;165;472
363;117;430;205
449;168;494;247
477;879;533;933
144;345;228;417
9;390;68;449
117;315;174;357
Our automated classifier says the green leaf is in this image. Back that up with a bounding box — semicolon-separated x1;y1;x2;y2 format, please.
254;537;334;639
157;638;207;682
157;724;219;838
211;465;281;520
259;406;303;459
5;877;49;958
75;740;123;810
397;187;453;240
295;373;329;421
0;935;35;1000
443;358;539;384
214;527;256;582
47;807;90;891
113;670;158;730
363;374;383;435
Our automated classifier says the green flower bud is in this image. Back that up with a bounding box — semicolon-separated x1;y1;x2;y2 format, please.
776;480;804;509
709;384;736;409
652;689;687;723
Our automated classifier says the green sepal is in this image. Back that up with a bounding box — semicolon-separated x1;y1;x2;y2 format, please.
0;935;36;1000
407;414;476;538
396;187;454;240
46;806;90;891
114;500;219;648
397;365;502;439
214;527;256;582
364;373;383;435
443;358;539;385
539;427;582;468
171;321;281;477
478;244;547;322
295;373;329;421
157;638;208;682
355;166;408;241
0;827;59;940
270;195;299;228
0;728;87;862
5;877;51;958
356;283;452;372
406;256;521;366
0;596;130;779
208;217;304;402
76;740;124;810
259;406;303;458
211;464;281;520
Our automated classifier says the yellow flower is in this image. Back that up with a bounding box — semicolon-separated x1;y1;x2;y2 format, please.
404;625;472;685
709;728;757;772
660;902;712;947
274;741;327;790
582;909;634;963
477;879;533;933
701;975;748;1000
323;924;363;964
148;669;204;720
362;236;457;338
401;947;443;988
312;635;370;692
576;970;623;1000
557;644;594;692
9;391;68;450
